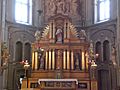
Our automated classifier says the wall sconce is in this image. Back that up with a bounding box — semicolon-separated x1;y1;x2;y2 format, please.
23;60;30;78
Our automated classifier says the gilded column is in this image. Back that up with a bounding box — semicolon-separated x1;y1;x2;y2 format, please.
71;51;74;70
82;51;85;70
49;23;52;39
67;50;70;69
85;52;89;70
35;52;38;70
67;23;70;39
53;21;55;39
45;51;48;69
49;50;52;69
63;50;66;69
32;52;35;70
52;50;55;69
64;20;67;39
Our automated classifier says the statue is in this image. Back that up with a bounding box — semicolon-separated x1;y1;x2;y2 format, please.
46;0;72;15
56;0;65;14
44;0;81;22
38;51;45;69
79;29;87;39
35;30;41;41
39;57;44;69
74;53;82;70
64;0;70;14
56;28;63;42
75;53;80;69
47;0;56;15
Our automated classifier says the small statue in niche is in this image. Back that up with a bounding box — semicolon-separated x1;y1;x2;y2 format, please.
64;0;71;14
75;54;79;69
112;46;116;65
55;28;63;42
38;52;44;69
74;53;82;70
39;57;45;69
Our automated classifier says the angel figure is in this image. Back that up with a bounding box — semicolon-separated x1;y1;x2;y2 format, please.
35;30;41;41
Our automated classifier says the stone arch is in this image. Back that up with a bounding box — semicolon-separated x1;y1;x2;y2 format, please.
103;40;110;62
95;41;102;62
24;42;31;62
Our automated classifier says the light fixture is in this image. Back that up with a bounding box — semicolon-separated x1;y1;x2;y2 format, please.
23;60;30;78
91;60;97;67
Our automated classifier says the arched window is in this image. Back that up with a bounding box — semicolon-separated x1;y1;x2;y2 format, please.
15;41;23;62
24;43;31;61
95;42;101;62
103;40;110;62
15;0;32;25
94;0;110;23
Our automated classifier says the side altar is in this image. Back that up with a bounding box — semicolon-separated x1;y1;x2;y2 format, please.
21;14;98;90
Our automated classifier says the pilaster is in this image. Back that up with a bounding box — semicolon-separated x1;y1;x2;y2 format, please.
117;0;120;87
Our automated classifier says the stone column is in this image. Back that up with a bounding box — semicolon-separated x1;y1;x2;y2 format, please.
1;0;8;89
64;20;67;39
67;23;70;39
117;0;120;87
49;23;52;39
2;62;8;90
53;21;55;39
1;0;6;42
0;75;3;90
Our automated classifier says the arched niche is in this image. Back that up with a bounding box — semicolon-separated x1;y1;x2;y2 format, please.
103;40;110;62
15;41;23;62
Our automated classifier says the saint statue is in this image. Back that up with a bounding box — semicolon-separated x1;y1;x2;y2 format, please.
56;0;65;14
79;29;87;39
35;30;41;41
74;53;82;70
56;28;63;42
47;0;56;15
39;57;44;69
75;54;79;69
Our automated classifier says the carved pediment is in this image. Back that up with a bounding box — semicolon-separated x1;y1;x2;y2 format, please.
48;14;71;21
35;15;87;44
